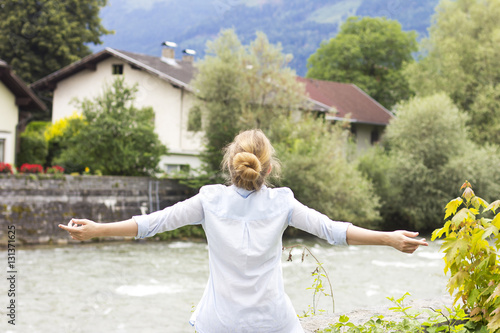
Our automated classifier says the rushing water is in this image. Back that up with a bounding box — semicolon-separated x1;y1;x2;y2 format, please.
2;237;447;333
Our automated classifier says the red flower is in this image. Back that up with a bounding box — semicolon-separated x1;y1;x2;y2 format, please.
0;162;13;174
19;163;44;174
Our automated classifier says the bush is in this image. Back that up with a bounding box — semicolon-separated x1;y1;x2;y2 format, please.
46;165;65;174
358;93;500;231
16;132;48;166
0;162;14;174
19;163;44;174
269;115;381;228
44;113;86;172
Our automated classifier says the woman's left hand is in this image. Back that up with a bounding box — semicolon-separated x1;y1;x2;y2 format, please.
58;219;99;241
389;231;428;254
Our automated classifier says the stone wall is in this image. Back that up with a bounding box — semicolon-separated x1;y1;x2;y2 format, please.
0;175;194;245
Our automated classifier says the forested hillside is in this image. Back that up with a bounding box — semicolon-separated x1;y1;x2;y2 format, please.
94;0;438;75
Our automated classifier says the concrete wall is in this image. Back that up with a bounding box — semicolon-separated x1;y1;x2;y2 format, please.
0;81;18;164
0;175;194;245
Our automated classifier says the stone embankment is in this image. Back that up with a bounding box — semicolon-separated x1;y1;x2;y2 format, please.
300;296;454;332
0;174;193;245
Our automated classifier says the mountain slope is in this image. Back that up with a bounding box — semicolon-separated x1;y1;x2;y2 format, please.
93;0;439;76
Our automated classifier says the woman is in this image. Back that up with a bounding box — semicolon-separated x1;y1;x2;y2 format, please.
59;129;427;333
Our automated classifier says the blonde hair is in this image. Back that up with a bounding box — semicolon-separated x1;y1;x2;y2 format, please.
222;129;280;191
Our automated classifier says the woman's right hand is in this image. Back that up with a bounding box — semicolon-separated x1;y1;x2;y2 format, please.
58;219;99;241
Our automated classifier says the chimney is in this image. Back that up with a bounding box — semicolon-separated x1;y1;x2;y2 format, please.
161;41;177;59
182;49;196;62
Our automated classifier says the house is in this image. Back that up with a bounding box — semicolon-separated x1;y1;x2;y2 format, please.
31;46;203;173
0;59;47;165
31;46;393;173
298;77;394;152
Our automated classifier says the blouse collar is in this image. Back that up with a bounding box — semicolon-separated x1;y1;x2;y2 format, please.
232;185;265;198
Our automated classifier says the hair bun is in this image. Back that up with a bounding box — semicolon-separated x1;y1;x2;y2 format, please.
232;152;262;182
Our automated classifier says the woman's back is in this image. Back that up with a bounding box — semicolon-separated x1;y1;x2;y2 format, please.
192;184;303;332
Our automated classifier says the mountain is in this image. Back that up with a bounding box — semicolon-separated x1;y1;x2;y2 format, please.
92;0;439;76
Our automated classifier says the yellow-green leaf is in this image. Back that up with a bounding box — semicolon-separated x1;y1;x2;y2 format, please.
486;283;500;303
482;224;499;240
471;196;489;210
432;222;450;240
469;207;479;215
463;187;475;202
485;200;500;214
492;213;500;229
452;208;473;225
445;197;463;219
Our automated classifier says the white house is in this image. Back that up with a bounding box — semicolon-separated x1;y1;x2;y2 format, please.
32;47;393;173
31;47;203;173
0;59;47;165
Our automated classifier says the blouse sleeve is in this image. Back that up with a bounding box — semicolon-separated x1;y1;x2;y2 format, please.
288;198;351;246
133;194;204;239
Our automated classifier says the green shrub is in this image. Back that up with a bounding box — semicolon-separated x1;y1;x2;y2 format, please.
16;132;48;166
432;181;500;332
269;115;380;228
358;93;500;231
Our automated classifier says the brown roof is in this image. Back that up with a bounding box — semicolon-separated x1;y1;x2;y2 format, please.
0;60;47;112
298;77;393;125
31;48;195;92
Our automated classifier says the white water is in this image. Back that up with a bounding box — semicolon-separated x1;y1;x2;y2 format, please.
1;238;447;333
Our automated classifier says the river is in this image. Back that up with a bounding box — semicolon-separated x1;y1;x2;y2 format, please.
2;237;447;333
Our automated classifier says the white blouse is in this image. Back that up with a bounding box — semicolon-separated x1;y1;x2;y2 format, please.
133;184;351;333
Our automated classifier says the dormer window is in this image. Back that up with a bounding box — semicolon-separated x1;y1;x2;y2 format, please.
112;64;123;75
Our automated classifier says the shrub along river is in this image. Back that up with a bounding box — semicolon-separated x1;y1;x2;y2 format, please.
3;237;447;333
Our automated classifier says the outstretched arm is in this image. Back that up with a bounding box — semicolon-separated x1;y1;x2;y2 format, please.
58;218;138;241
346;225;428;254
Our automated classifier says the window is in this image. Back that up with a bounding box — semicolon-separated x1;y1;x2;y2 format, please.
165;164;190;174
0;139;4;163
371;128;380;144
112;64;124;75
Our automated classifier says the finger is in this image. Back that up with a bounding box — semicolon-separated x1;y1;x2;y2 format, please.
402;231;419;238
58;224;73;231
71;219;89;225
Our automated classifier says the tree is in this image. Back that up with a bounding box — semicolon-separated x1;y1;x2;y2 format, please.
191;29;306;173
306;16;418;109
0;0;111;83
191;29;380;227
56;78;167;176
269;115;381;227
405;0;500;145
358;93;500;231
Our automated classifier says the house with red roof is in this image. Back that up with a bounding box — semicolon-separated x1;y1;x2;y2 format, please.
298;77;394;152
0;60;47;165
32;47;393;173
32;46;202;173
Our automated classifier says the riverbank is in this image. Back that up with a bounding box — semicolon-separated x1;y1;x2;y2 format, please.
300;296;454;332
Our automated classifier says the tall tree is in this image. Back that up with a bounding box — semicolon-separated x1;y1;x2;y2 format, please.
191;29;306;173
405;0;500;145
306;16;418;109
0;0;111;83
190;29;380;227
